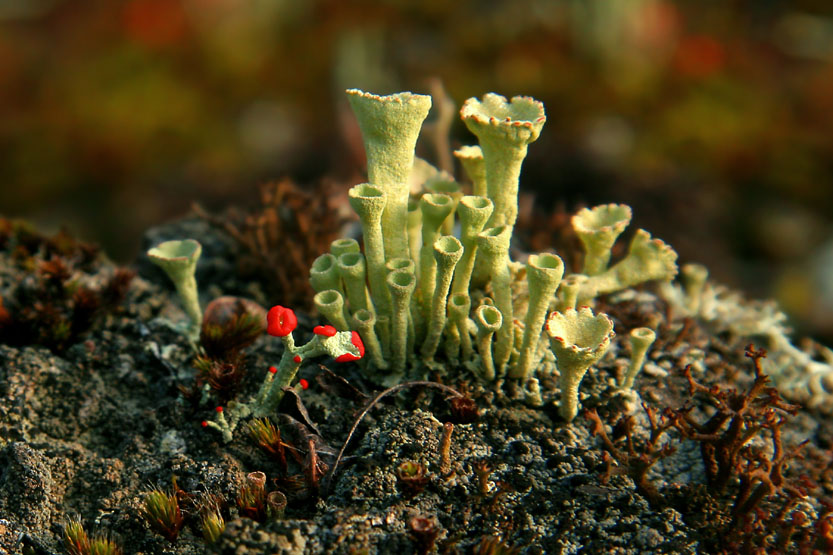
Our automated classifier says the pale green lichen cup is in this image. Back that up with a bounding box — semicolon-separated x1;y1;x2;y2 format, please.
572;204;632;276
546;307;615;422
147;239;203;342
460;93;545;229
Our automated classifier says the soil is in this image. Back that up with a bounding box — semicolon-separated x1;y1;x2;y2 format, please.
0;217;830;554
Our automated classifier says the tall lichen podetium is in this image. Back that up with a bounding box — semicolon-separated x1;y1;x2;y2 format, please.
346;89;432;262
147;239;203;342
421;236;463;362
460;93;545;231
386;268;416;375
418;193;454;319
349;183;390;316
474;225;515;374
451;195;493;295
474;304;503;381
511;253;565;380
454;146;487;197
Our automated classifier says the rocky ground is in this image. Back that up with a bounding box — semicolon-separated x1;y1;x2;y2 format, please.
0;216;831;554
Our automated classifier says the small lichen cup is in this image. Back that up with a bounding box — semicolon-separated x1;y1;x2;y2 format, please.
546;307;615;422
620;327;657;390
474;304;503;381
454;145;487;197
512;253;565;380
349;183;389;316
421;236;463;361
572;204;632;276
147;239;202;341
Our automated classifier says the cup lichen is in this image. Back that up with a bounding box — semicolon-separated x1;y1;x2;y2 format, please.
147;239;203;341
300;87;678;419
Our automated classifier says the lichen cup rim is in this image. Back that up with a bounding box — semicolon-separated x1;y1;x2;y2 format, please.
147;239;201;262
460;92;546;132
346;88;431;106
546;307;615;354
572;203;632;234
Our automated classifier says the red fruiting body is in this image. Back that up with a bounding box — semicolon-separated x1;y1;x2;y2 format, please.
299;379;309;390
215;406;223;413
335;331;365;363
351;331;365;357
266;306;297;337
269;366;278;374
201;421;208;427
313;325;337;337
293;355;302;363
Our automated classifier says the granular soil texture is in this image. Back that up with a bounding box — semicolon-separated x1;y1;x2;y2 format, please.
0;218;830;554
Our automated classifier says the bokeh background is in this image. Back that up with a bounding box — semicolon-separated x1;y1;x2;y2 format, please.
2;0;833;342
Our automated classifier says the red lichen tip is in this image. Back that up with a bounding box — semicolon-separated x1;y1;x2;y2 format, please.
313;324;337;337
351;330;365;358
299;378;309;390
215;406;223;413
269;366;278;374
266;305;298;337
335;331;364;363
293;355;302;363
201;421;208;427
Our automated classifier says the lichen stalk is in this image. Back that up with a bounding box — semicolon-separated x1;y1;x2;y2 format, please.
314;290;349;331
407;198;422;266
310;253;343;296
386;258;420;344
680;263;709;314
460;93;545;230
346;89;432;260
475;226;514;373
556;274;586;312
260;327;364;414
351;309;387;370
474;304;502;381
512;253;565;380
418;193;454;318
260;333;301;412
454;145;487;197
336;252;371;313
581;229;678;299
376;314;391;358
451;195;493;295
349;183;390;316
424;175;462;235
421;236;463;361
620;327;657;390
386;268;416;373
447;293;472;362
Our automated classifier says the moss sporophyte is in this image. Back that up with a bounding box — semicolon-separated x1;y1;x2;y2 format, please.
151;89;679;437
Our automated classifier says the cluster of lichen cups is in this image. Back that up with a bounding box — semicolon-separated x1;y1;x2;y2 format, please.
147;88;676;426
307;89;677;421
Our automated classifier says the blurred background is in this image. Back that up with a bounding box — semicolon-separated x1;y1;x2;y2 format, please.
1;0;833;342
